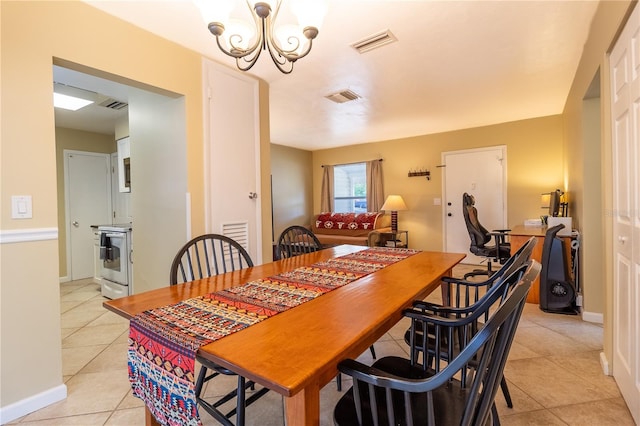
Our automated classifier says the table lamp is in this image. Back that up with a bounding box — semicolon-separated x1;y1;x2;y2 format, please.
381;195;407;233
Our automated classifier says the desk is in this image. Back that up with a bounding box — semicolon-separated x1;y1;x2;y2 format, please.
509;225;573;304
104;245;464;426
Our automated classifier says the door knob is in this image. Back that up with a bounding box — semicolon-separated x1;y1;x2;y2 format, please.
72;221;80;227
248;192;258;199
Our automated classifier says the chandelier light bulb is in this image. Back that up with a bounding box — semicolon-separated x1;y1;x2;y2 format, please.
290;0;327;30
194;0;234;24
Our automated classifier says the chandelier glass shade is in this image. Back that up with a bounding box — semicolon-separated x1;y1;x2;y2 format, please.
195;0;325;74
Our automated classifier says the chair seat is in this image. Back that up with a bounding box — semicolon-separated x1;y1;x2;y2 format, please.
333;356;492;426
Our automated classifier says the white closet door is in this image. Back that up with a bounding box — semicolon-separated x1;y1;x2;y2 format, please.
203;59;262;264
610;4;639;423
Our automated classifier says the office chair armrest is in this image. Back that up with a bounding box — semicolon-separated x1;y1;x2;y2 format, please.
492;229;511;234
489;231;510;241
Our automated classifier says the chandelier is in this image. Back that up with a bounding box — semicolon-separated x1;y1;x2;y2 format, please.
195;0;326;74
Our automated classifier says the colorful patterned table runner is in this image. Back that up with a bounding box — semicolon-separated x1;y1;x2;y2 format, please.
128;247;418;425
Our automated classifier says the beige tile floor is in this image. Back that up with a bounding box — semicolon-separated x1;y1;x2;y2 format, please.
9;265;635;426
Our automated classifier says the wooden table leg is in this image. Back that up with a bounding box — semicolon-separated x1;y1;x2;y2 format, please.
285;382;320;426
440;268;453;306
145;407;161;426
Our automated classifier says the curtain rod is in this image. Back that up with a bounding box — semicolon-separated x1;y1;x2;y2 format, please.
321;158;383;168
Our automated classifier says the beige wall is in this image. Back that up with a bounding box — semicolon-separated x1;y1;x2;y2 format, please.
0;0;271;414
259;81;274;262
55;127;116;277
561;0;636;369
312;115;565;252
271;144;314;241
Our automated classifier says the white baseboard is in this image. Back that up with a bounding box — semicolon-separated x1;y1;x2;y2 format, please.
59;275;70;283
600;351;611;376
0;384;67;424
582;310;603;324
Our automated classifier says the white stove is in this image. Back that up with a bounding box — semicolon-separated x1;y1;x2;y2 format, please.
97;224;133;299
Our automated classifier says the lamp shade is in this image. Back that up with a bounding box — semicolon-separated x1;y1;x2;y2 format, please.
381;195;407;212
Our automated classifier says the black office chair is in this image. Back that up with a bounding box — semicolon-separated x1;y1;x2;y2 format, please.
403;237;536;414
462;192;511;279
169;234;268;426
334;261;540;426
274;225;322;260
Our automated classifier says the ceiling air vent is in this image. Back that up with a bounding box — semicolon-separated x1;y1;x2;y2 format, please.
325;89;361;104
97;96;128;110
351;29;397;54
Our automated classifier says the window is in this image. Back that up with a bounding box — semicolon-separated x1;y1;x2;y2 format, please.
334;163;367;212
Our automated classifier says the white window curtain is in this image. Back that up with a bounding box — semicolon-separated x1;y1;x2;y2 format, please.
320;165;334;212
366;160;384;212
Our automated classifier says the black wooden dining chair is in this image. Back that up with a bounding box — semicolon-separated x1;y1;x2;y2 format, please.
333;261;540;426
274;225;323;260
170;233;254;285
169;234;268;426
403;236;537;412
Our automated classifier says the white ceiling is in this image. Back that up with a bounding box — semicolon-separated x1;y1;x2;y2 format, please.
69;0;598;151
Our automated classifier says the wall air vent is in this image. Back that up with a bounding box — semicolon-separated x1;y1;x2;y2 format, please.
325;89;361;104
351;29;397;54
97;96;128;110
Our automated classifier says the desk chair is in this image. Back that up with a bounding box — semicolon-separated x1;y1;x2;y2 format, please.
169;234;268;426
462;192;511;279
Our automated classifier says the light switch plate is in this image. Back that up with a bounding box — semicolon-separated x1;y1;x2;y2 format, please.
11;195;32;219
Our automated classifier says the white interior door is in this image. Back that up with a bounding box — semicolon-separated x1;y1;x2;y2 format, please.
65;150;111;280
442;146;507;263
610;4;639;422
203;59;262;264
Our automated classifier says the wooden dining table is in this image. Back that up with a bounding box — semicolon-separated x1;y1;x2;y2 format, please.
103;244;465;426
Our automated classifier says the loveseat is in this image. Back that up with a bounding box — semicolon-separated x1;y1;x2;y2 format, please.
311;212;391;247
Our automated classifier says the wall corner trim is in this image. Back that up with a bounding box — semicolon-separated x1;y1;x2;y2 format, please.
0;228;58;244
0;384;67;424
